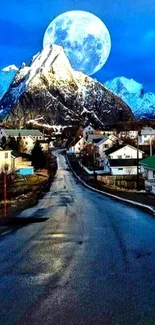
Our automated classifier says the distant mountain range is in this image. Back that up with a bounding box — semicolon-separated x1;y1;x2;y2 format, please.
0;45;133;128
105;77;155;119
0;60;154;124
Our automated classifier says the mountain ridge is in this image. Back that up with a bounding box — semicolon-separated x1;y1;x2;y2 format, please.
105;76;155;119
0;65;18;102
0;45;134;127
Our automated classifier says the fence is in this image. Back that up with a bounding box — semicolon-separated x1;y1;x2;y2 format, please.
97;175;145;190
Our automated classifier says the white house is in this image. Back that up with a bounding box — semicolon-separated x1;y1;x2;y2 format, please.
23;135;35;153
119;130;138;139
38;140;49;152
107;144;144;160
139;127;155;145
87;134;105;144
0;148;12;172
109;159;139;176
0;129;44;153
96;135;123;159
67;138;88;155
11;152;32;171
83;125;95;139
103;144;144;175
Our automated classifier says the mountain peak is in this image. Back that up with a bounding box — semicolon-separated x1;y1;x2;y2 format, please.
0;65;18;100
0;46;134;127
105;76;155;119
105;76;143;96
2;65;18;72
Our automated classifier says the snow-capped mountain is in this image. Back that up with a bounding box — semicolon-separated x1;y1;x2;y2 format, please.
0;65;18;100
105;77;155;119
0;45;133;127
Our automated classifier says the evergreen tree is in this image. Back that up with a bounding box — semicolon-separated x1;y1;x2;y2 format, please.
31;141;45;169
17;136;26;153
7;136;18;151
1;136;7;149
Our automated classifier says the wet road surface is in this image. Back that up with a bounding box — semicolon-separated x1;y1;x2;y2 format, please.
1;152;155;324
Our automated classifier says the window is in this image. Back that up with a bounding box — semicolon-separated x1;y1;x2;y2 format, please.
153;171;155;178
118;168;123;170
5;153;8;159
126;155;130;158
117;155;122;159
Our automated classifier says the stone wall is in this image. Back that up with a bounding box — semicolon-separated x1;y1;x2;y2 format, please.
97;175;144;190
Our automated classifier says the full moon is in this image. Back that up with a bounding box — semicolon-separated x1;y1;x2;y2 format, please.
43;10;111;75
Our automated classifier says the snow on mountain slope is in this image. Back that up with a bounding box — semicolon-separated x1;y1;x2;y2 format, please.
0;45;134;127
0;65;18;100
105;77;155;119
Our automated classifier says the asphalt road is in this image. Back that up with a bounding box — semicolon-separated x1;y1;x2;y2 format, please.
1;152;155;325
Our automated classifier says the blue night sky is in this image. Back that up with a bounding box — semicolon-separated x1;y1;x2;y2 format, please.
0;0;155;91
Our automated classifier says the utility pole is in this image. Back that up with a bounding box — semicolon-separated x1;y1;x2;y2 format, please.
93;146;96;180
137;131;141;191
150;135;152;156
3;172;7;218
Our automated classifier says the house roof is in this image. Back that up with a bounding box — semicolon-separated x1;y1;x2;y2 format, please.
105;144;144;156
75;137;87;145
109;159;140;167
139;155;155;170
96;135;122;147
11;150;21;158
141;127;155;135
104;144;125;155
84;124;94;130
96;136;109;147
87;134;105;143
2;129;43;137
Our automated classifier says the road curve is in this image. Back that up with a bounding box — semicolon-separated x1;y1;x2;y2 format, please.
0;152;155;325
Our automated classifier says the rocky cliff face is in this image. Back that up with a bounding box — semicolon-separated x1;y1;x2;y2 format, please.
105;77;155;119
0;45;134;127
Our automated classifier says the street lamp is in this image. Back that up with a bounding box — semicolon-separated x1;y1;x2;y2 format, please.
93;145;98;180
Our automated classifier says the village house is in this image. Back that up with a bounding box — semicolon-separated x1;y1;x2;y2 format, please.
0;129;44;153
103;144;144;175
37;139;49;152
140;155;155;193
67;137;88;155
83;125;95;139
119;130;138;139
11;151;34;175
0;148;34;175
106;144;144;160
139;127;155;145
96;135;123;159
94;129;117;136
0;148;12;172
87;133;105;144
